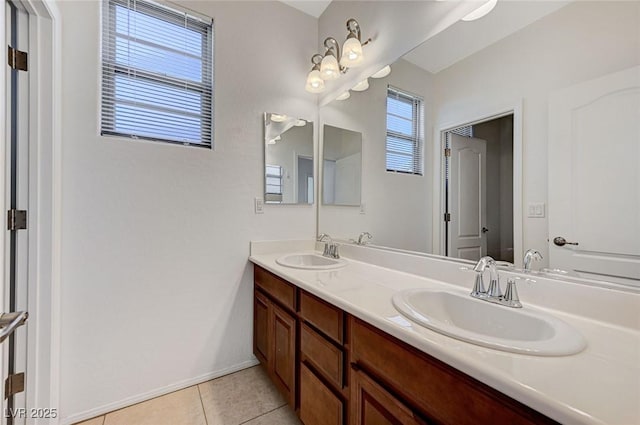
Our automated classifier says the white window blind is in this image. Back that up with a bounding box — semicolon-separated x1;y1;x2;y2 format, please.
101;0;214;147
386;86;424;175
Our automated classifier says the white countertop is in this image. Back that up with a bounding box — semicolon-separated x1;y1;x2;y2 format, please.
249;243;640;425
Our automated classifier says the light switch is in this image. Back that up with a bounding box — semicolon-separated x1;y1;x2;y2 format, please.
527;202;545;218
254;197;264;214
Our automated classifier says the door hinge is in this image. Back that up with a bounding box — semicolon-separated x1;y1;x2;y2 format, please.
4;373;25;399
444;148;451;157
7;209;27;231
444;212;451;222
8;46;28;71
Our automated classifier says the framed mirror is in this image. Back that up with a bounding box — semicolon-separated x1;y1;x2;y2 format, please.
318;1;640;288
264;112;314;204
322;125;362;206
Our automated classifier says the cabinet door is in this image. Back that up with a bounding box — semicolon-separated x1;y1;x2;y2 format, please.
272;303;296;406
300;363;344;425
254;290;270;365
351;368;426;425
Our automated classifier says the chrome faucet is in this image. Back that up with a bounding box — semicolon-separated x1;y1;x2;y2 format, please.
473;256;502;298
471;256;522;308
523;249;543;272
317;233;340;259
356;232;373;245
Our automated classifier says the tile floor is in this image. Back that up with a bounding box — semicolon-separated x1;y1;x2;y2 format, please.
75;366;302;425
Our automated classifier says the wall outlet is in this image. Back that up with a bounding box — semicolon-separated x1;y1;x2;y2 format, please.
527;202;545;218
254;197;264;214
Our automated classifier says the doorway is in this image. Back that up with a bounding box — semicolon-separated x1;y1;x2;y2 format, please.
443;114;514;264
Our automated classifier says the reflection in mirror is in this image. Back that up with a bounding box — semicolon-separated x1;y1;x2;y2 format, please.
322;125;362;206
264;113;314;204
318;1;640;287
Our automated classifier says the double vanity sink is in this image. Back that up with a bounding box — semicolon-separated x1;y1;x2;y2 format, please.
275;252;586;357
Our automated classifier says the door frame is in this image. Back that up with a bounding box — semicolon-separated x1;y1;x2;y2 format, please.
433;100;523;268
2;0;61;422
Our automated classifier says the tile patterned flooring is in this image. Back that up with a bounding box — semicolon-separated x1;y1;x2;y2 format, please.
75;366;301;425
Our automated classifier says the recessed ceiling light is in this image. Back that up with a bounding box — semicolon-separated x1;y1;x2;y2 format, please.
294;119;307;127
270;113;287;122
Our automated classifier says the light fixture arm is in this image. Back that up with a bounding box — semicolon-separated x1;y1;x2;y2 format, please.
310;53;323;70
346;18;361;41
324;37;341;61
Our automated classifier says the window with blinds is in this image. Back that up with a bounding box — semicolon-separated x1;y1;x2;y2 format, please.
101;0;214;147
386;86;424;175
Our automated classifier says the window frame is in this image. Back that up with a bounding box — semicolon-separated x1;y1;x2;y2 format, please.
385;85;424;175
100;0;214;148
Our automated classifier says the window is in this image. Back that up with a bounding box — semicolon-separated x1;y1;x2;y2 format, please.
265;165;283;203
386;86;424;175
101;0;214;147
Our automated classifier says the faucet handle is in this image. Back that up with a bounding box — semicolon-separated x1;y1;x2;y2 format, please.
470;273;486;298
503;278;522;308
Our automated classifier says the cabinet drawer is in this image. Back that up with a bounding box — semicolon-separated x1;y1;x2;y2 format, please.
350;318;557;425
301;323;344;389
300;291;343;343
254;266;295;311
351;367;427;425
300;363;344;425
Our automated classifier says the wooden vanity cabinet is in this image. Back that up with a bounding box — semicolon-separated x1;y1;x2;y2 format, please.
349;318;558;425
253;266;558;425
253;267;296;407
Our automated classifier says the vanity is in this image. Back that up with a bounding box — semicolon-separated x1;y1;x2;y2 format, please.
249;241;640;425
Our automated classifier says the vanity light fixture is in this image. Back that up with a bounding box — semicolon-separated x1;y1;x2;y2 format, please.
305;54;326;93
320;38;343;80
352;79;369;92
335;91;351;101
462;0;498;21
371;65;391;79
305;18;372;93
341;18;366;67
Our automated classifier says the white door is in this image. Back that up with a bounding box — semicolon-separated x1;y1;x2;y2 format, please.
548;66;640;285
448;134;487;261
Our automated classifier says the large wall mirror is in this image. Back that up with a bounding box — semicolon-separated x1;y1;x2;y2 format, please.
264;113;314;204
318;1;640;288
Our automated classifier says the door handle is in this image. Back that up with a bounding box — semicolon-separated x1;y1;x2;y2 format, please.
553;236;579;247
0;311;28;344
482;227;489;233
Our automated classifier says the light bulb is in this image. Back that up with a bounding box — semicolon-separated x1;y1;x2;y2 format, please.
341;36;364;67
335;91;350;101
305;69;325;93
352;79;369;92
462;0;498;21
320;54;340;80
371;65;391;79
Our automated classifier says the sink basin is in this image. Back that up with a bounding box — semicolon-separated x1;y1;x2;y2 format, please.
392;289;586;356
276;253;347;270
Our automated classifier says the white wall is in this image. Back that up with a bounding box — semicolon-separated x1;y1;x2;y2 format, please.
433;0;640;266
319;59;433;252
57;0;318;421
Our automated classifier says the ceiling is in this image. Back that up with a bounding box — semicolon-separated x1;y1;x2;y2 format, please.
403;1;570;74
280;0;332;18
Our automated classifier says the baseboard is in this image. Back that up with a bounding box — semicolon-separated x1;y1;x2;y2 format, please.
60;358;260;425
